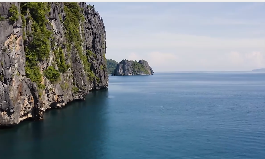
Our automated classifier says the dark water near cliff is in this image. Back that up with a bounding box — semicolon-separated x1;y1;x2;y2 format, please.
1;72;265;159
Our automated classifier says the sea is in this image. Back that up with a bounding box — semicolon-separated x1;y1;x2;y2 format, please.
0;72;265;159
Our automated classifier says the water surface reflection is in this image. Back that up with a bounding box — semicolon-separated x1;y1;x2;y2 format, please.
0;89;109;159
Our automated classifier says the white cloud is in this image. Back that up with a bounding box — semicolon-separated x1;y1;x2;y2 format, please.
147;52;179;72
227;52;245;66
148;52;178;67
227;51;265;69
107;32;265;51
128;52;142;61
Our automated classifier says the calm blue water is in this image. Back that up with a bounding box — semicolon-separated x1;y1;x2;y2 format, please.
1;72;265;159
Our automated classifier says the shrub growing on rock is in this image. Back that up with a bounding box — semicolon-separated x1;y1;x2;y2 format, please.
44;66;60;83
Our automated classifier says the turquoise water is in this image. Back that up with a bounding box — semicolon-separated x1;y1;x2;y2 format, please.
1;72;265;159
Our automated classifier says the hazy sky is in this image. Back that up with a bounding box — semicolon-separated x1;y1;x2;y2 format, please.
88;2;265;72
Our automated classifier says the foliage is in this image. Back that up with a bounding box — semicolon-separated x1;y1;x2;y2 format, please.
44;66;60;83
22;2;49;25
38;90;43;97
0;14;5;21
96;76;100;83
64;2;96;82
87;71;96;81
63;2;83;45
132;61;149;74
24;2;51;61
54;47;69;73
61;82;69;90
21;2;52;89
87;50;96;58
103;53;106;60
39;84;45;90
8;5;19;24
107;59;118;74
72;86;79;93
0;74;3;82
26;27;51;61
21;14;26;27
87;4;94;9
25;66;43;88
100;65;103;70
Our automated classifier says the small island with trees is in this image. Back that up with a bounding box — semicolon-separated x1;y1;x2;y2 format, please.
107;59;154;76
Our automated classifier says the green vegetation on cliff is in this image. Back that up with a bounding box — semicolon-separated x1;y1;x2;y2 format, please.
25;66;45;89
6;2;105;89
72;86;79;93
64;2;97;83
132;61;149;74
63;2;83;49
0;14;5;21
23;2;51;60
0;74;3;82
107;59;118;74
8;4;19;24
21;2;52;88
44;66;60;83
54;47;69;73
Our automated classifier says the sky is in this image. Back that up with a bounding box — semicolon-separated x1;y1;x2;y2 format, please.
88;2;265;72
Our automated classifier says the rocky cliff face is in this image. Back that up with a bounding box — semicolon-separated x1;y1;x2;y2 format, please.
113;60;154;76
0;2;108;126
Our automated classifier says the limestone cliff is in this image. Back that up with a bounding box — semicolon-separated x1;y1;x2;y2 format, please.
113;60;154;76
0;2;108;126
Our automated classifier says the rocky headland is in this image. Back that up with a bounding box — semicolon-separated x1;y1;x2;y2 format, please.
113;59;154;76
0;2;108;126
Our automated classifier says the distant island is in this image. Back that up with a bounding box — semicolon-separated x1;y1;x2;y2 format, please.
112;59;154;76
252;68;265;72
